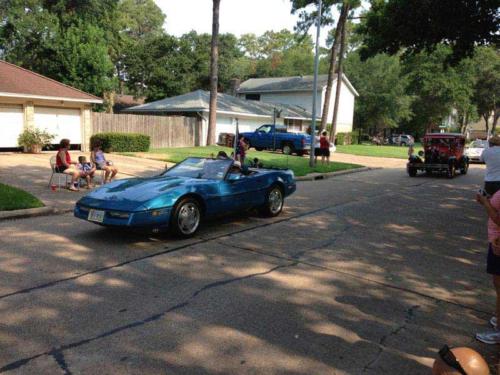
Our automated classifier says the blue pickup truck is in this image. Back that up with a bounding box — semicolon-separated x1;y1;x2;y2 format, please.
241;124;312;156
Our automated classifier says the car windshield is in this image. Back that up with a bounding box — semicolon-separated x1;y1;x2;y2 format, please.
471;140;487;148
163;158;232;180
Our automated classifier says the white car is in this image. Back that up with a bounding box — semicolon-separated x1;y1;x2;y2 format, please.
465;139;487;163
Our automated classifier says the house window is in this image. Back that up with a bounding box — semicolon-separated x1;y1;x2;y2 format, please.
245;94;261;101
284;119;303;132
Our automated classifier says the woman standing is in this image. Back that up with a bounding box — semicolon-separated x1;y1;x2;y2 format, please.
55;139;81;191
319;131;331;164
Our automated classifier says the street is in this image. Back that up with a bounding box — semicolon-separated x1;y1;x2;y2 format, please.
0;165;496;374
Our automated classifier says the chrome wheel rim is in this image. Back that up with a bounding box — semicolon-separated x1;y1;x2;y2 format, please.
268;188;283;214
283;146;291;154
177;202;200;235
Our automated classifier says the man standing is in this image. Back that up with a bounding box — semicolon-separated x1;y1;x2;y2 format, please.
481;136;500;195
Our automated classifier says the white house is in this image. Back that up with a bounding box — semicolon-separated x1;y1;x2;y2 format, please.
237;74;358;133
0;60;103;150
126;90;316;146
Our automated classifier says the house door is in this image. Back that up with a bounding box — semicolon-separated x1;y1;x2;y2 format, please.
34;107;82;145
0;105;24;147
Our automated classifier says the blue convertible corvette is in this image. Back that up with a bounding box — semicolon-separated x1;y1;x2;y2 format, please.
74;157;296;237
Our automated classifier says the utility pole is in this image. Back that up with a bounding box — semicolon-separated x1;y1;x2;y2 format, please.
309;0;322;167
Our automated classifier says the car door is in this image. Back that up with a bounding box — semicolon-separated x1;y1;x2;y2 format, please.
217;173;251;213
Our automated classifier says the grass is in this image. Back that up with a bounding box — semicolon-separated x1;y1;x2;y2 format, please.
0;183;44;211
122;146;362;177
335;143;423;159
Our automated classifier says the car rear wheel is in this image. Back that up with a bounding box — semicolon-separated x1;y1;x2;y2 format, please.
170;198;201;238
460;161;469;175
447;164;456;179
408;167;417;177
261;185;284;217
282;143;294;155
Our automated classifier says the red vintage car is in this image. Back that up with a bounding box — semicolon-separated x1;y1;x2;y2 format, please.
407;133;469;178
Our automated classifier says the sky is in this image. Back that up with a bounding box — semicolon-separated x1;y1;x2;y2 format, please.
153;0;333;46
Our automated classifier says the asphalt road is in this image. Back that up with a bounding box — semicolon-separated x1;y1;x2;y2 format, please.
0;165;496;374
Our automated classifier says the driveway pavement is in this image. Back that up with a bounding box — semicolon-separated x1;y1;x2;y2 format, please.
0;156;495;374
0;152;169;211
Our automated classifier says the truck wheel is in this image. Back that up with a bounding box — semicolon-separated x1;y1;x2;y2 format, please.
447;164;456;179
408;167;417;177
282;143;294;155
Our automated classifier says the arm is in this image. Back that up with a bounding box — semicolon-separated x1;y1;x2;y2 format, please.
477;194;500;226
90;151;96;164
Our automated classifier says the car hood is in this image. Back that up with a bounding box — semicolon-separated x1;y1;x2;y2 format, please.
77;176;202;211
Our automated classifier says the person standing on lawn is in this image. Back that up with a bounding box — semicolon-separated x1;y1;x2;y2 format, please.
476;189;500;344
235;135;248;165
319;131;330;164
481;135;500;196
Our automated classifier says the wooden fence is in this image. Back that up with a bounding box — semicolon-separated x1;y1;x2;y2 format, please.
90;113;200;149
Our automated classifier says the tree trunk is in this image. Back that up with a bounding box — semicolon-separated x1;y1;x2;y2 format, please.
319;2;349;132
484;113;490;135
329;8;349;143
207;0;220;146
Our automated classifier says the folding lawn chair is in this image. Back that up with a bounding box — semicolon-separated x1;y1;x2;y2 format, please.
48;155;69;188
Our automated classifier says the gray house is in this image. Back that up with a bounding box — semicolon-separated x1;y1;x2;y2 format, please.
237;74;358;133
126;90;316;146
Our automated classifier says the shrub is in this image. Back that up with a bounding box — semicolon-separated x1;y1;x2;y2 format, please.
90;133;150;152
335;132;361;145
17;128;55;153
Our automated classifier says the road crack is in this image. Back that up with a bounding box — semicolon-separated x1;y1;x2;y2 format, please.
0;262;296;373
362;305;420;372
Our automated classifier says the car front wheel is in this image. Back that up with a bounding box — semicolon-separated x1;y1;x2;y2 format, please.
282;143;294;155
171;198;201;237
261;185;284;217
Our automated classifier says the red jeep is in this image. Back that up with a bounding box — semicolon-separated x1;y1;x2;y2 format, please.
407;133;469;178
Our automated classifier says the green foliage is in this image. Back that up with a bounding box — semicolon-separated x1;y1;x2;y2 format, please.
335;131;360;145
90;133;150;152
17;128;55;148
344;51;413;130
0;183;44;211
359;0;499;62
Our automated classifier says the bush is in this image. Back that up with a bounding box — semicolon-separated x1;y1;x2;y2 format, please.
18;128;55;153
335;132;360;145
90;133;150;152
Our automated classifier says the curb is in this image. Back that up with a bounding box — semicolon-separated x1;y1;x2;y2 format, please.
0;206;73;222
295;167;380;182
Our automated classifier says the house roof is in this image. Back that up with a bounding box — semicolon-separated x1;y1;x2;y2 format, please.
0;60;103;103
125;90;316;120
238;74;359;97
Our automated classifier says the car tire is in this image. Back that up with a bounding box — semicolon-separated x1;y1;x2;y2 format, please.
447;164;456;179
408;167;417;177
170;197;201;238
282;143;294;155
460;162;469;175
255;147;264;151
260;185;284;217
296;150;305;156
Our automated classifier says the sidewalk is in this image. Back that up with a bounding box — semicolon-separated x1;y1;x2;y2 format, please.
0;152;169;212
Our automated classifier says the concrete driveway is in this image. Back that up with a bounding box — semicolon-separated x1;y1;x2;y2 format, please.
0;152;168;211
0;156;495;374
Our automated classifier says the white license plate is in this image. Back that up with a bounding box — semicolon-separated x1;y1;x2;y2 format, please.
88;209;105;223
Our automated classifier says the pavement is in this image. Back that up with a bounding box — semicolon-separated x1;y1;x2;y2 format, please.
0;151;495;374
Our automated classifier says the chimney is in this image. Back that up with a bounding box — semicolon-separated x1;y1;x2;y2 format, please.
229;78;241;96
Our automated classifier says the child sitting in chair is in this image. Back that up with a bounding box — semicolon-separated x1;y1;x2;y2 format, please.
77;156;96;188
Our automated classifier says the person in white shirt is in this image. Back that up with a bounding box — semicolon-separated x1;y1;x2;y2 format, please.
481;136;500;195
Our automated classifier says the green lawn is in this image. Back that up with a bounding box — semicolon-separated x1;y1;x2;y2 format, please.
124;146;362;177
0;183;44;211
336;143;423;159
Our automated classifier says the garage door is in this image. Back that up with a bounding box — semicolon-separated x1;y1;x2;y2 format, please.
34;107;82;145
0;105;24;147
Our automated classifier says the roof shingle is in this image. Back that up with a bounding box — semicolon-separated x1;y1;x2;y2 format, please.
0;60;102;103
